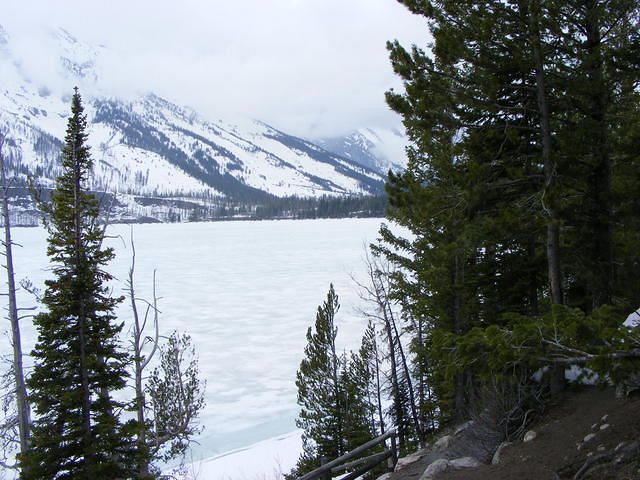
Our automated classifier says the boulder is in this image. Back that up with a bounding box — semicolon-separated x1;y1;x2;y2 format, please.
433;435;453;452
419;459;450;480
450;456;481;469
395;450;427;471
523;430;537;442
454;420;475;436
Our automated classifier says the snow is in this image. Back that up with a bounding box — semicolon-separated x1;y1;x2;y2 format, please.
624;309;639;327
0;218;386;479
169;430;302;480
0;26;385;211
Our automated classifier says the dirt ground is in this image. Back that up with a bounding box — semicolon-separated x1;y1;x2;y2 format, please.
391;386;640;480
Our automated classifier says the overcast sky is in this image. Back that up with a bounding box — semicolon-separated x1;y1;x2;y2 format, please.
4;0;430;138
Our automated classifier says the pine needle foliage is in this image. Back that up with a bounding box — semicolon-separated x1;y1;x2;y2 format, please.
23;89;135;480
289;285;376;478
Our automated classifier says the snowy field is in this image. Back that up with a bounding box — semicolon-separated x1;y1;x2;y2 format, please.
0;218;388;479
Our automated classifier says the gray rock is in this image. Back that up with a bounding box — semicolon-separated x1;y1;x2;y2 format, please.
450;456;481;469
454;420;475;436
395;450;427;471
615;372;640;398
599;423;610;431
375;474;393;480
523;430;537;442
491;441;512;465
584;433;597;443
419;459;450;480
433;435;453;452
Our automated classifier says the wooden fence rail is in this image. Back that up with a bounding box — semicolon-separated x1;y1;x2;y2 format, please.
297;429;398;480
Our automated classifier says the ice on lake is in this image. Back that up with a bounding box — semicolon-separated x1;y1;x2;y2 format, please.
1;218;388;477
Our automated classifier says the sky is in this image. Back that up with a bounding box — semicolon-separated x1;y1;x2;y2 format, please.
3;0;430;139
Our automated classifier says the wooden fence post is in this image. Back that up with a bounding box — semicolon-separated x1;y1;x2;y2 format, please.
388;434;398;472
320;457;331;480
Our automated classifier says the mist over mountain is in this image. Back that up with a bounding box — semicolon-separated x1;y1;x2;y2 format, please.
0;23;401;224
317;127;407;174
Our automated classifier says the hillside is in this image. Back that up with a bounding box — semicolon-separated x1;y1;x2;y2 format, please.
389;387;640;480
0;23;396;224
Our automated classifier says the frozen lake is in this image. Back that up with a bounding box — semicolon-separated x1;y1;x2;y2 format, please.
1;218;387;475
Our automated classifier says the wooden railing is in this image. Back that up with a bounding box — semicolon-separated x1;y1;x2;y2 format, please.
297;429;398;480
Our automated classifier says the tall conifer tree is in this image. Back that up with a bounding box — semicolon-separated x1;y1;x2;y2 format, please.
23;88;134;480
380;0;639;423
289;285;374;478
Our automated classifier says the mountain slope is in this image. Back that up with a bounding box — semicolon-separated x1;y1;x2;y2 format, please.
0;23;387;223
318;127;407;174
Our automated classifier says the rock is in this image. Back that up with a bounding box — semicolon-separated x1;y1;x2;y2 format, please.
523;430;537;442
433;434;453;452
599;423;610;430
376;474;393;480
591;423;599;430
601;414;609;422
395;450;427;471
615;372;640;398
419;459;450;480
492;441;512;465
450;456;481;469
454;420;475;436
583;433;597;443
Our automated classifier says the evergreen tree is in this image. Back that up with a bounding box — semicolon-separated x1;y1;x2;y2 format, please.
289;285;374;478
290;285;343;477
379;0;640;425
23;89;134;480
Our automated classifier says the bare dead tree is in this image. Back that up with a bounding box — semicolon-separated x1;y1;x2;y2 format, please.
0;132;31;467
126;230;205;475
354;249;423;449
126;230;160;478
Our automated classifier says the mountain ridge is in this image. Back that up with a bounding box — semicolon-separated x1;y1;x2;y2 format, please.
0;23;399;224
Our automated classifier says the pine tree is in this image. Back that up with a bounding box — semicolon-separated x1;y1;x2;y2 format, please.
289;285;375;478
23;88;134;480
290;285;343;477
380;0;639;424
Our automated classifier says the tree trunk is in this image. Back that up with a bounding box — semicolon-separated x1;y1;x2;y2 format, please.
73;145;93;472
523;0;566;395
0;134;31;458
128;237;159;477
452;254;467;422
388;306;423;442
583;0;612;310
525;0;563;306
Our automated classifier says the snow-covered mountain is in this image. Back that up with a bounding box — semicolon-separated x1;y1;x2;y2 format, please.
318;127;408;175
0;23;387;223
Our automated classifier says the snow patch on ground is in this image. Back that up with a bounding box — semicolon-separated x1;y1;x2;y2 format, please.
170;430;302;480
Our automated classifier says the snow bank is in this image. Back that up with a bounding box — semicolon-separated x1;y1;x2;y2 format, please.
170;430;302;480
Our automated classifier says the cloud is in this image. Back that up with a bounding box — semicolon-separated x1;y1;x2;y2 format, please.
3;0;430;138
